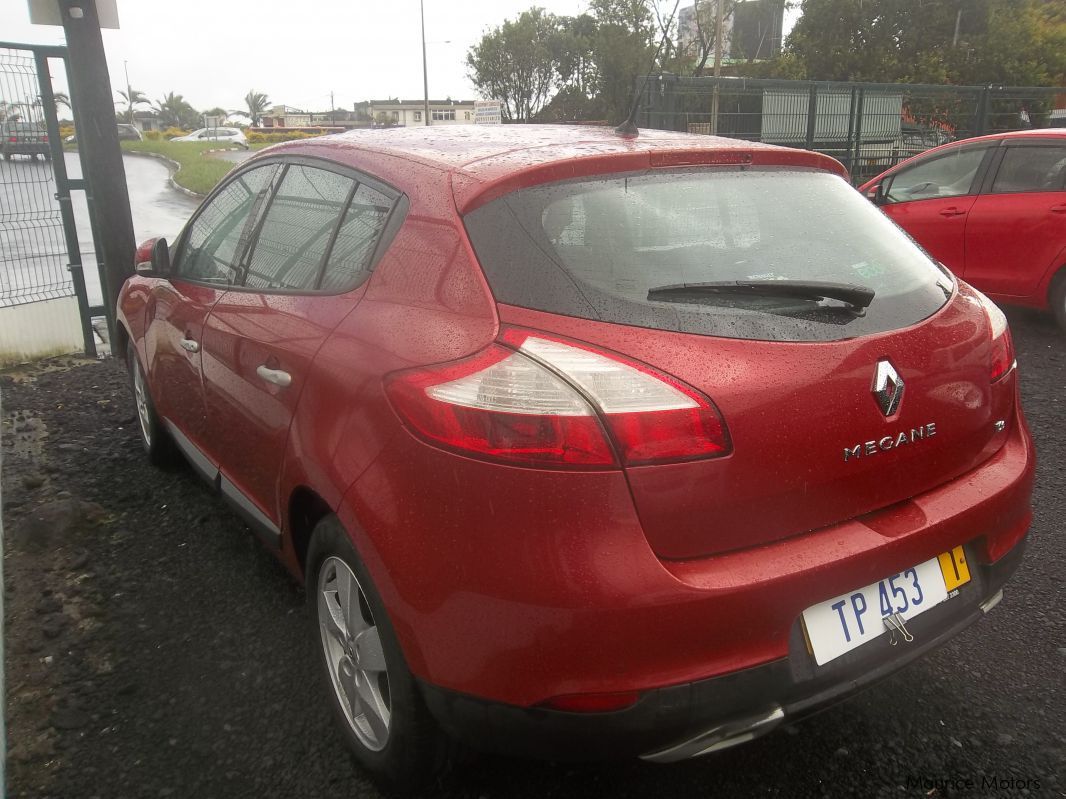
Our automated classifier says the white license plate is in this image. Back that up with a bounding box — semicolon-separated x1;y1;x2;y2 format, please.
802;557;951;665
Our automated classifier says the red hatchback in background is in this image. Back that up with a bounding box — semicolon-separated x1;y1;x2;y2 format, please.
858;129;1066;328
117;126;1034;790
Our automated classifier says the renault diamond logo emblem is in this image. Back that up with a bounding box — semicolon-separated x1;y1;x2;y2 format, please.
872;360;904;417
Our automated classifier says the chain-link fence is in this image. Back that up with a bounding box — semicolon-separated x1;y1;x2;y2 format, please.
637;76;1063;184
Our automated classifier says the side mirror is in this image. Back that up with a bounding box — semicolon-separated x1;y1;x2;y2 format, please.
865;183;885;205
134;237;171;276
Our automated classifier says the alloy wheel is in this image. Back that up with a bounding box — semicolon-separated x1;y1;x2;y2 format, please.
132;358;152;446
317;556;392;751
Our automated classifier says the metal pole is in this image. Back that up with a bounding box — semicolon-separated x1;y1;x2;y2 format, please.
123;59;131;123
710;0;725;134
36;50;97;358
805;83;818;150
58;0;136;345
421;0;430;126
953;9;962;48
852;88;866;185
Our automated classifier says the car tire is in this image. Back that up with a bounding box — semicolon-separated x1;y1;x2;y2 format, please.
1050;270;1066;332
306;515;453;792
126;340;177;466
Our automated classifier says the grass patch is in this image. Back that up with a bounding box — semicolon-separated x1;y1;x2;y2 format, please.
120;140;244;195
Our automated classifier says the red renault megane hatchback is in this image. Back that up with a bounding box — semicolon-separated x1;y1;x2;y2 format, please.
118;125;1034;788
858;129;1066;328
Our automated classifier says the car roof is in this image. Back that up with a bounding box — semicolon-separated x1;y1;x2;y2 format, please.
858;127;1066;190
261;124;850;213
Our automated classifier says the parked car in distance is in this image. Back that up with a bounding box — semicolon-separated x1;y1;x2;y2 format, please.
117;123;143;141
2;120;50;160
859;129;1066;329
118;126;1035;790
63;124;143;144
171;126;248;147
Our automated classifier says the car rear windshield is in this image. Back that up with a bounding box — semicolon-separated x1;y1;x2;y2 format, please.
463;167;953;342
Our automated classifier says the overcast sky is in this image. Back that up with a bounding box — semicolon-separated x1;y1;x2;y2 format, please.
1;0;800;115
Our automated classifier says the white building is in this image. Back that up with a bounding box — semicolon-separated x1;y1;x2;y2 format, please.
369;99;476;127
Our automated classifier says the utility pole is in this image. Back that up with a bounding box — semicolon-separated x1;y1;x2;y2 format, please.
710;0;725;134
953;8;962;47
330;90;335;125
123;58;132;123
421;0;430;126
59;0;136;343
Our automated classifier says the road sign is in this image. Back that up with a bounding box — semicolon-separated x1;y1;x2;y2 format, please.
29;0;120;28
474;100;503;125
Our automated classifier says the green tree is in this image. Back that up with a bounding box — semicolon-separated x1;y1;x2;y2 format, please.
466;8;565;121
153;91;199;130
589;0;657;123
785;0;1065;85
243;90;270;126
117;88;148;123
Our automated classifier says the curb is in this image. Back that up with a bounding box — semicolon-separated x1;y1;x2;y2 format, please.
122;150;206;199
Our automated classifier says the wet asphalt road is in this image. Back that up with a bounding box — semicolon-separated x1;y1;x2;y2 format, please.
0;152;199;307
2;307;1064;799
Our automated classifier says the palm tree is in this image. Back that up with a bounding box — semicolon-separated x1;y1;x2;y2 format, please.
153;91;197;129
118;88;148;123
53;92;71;114
243;90;270;126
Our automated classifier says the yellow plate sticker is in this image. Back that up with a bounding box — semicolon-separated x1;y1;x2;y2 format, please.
938;546;972;591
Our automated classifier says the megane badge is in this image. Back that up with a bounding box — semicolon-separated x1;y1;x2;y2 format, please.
872;360;904;417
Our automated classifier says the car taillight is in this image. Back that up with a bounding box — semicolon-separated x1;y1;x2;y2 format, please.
977;292;1015;382
7;136;15;143
385;344;616;468
41;135;48;142
385;330;731;469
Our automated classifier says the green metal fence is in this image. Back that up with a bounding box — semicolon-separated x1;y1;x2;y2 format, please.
637;76;1063;184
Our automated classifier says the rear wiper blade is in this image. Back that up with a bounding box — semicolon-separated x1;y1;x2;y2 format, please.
647;280;876;311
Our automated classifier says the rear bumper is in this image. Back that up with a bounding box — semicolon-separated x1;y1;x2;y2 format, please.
344;395;1033;719
2;142;49;155
419;536;1026;761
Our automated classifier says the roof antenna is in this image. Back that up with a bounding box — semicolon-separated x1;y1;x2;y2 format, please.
614;0;682;138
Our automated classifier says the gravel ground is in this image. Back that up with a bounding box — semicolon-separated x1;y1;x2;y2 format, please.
3;308;1064;799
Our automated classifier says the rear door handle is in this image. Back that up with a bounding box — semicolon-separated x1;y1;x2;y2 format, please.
1051;204;1066;214
256;365;292;388
939;207;966;217
179;338;200;353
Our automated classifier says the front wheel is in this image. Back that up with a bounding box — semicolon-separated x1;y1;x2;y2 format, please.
306;516;453;791
126;340;176;465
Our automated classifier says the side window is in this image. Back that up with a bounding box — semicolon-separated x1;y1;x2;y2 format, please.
884;147;990;204
320;183;394;292
244;164;355;291
178;164;280;284
991;146;1066;194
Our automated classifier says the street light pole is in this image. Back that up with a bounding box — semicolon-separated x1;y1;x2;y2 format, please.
710;0;725;135
421;0;429;126
123;59;132;123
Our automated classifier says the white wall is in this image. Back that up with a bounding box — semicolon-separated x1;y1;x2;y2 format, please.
0;296;85;366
